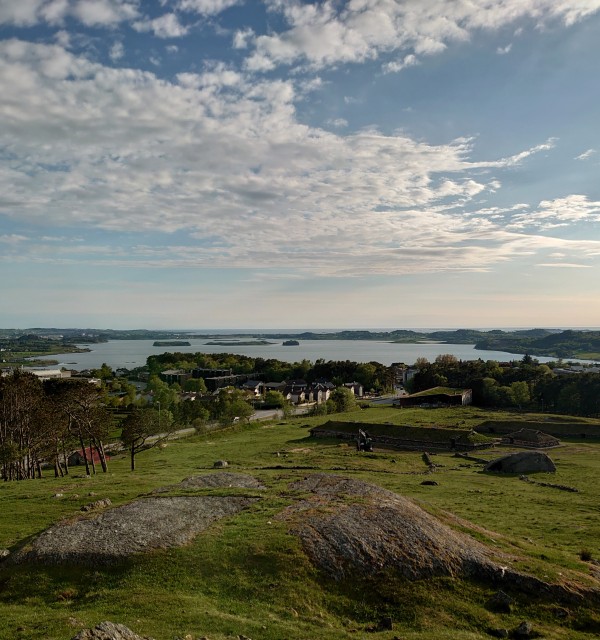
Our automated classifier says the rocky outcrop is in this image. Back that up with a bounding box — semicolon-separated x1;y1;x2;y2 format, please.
484;451;556;474
72;621;154;640
153;472;265;493
10;496;257;566
284;474;500;581
283;474;597;603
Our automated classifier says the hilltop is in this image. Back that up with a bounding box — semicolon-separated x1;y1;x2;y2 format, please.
1;405;600;639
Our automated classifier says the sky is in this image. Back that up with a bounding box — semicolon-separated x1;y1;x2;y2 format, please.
1;0;600;330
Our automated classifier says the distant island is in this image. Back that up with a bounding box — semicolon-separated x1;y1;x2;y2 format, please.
205;340;275;346
283;339;300;346
153;340;191;347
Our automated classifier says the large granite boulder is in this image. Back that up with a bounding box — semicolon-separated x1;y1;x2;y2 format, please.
484;451;556;474
283;474;501;581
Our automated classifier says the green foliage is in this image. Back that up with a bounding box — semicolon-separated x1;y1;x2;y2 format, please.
183;377;207;394
146;352;396;393
510;380;530;407
174;398;209;426
212;388;253;425
0;373;113;480
121;408;174;470
92;363;114;380
326;387;357;413
264;390;287;408
147;376;179;410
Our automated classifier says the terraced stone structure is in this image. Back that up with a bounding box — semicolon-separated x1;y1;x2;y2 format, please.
310;421;492;452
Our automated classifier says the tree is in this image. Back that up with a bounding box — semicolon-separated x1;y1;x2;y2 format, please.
121;408;174;471
414;357;429;370
0;370;44;480
212;389;253;425
175;398;210;426
327;387;357;414
184;378;207;394
435;354;459;367
511;381;530;409
264;390;287;408
47;380;112;475
147;376;179;410
93;363;114;380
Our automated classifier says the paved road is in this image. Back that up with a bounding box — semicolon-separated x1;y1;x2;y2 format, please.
367;393;404;406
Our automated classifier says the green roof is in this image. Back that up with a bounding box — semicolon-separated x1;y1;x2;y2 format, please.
408;386;467;398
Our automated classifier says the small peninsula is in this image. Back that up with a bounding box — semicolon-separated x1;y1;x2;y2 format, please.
153;340;191;347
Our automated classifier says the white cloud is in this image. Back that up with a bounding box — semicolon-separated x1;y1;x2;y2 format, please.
109;41;124;61
508;195;600;230
233;27;254;49
382;53;418;74
0;0;138;27
327;118;348;128
0;0;47;26
496;43;512;55
0;234;28;243
133;12;189;38
176;0;240;15
72;0;138;26
575;148;596;160
536;263;592;268
1;40;599;278
500;138;557;166
41;0;69;23
54;29;71;47
244;0;600;71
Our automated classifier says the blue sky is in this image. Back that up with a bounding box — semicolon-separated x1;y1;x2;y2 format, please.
1;0;600;330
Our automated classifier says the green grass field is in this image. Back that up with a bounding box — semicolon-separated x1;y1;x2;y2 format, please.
1;406;599;640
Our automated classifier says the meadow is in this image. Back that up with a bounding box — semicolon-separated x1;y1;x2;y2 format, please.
0;406;599;640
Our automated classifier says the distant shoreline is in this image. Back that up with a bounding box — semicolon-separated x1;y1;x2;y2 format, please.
3;327;599;363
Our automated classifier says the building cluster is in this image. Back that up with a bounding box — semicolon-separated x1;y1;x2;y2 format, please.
159;367;364;405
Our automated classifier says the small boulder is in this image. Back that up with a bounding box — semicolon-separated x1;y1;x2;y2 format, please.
213;460;229;468
487;589;513;613
420;480;438;486
0;549;9;560
72;621;154;640
513;621;535;638
81;498;112;512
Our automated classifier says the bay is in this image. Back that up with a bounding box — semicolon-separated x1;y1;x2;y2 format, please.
33;339;578;371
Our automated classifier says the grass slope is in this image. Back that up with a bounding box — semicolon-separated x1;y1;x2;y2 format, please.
1;407;599;640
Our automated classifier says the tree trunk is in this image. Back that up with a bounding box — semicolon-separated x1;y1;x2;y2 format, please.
61;438;69;475
130;443;136;471
79;435;91;476
89;439;96;475
94;439;108;473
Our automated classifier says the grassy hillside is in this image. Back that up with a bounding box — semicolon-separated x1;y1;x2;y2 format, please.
1;407;599;639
